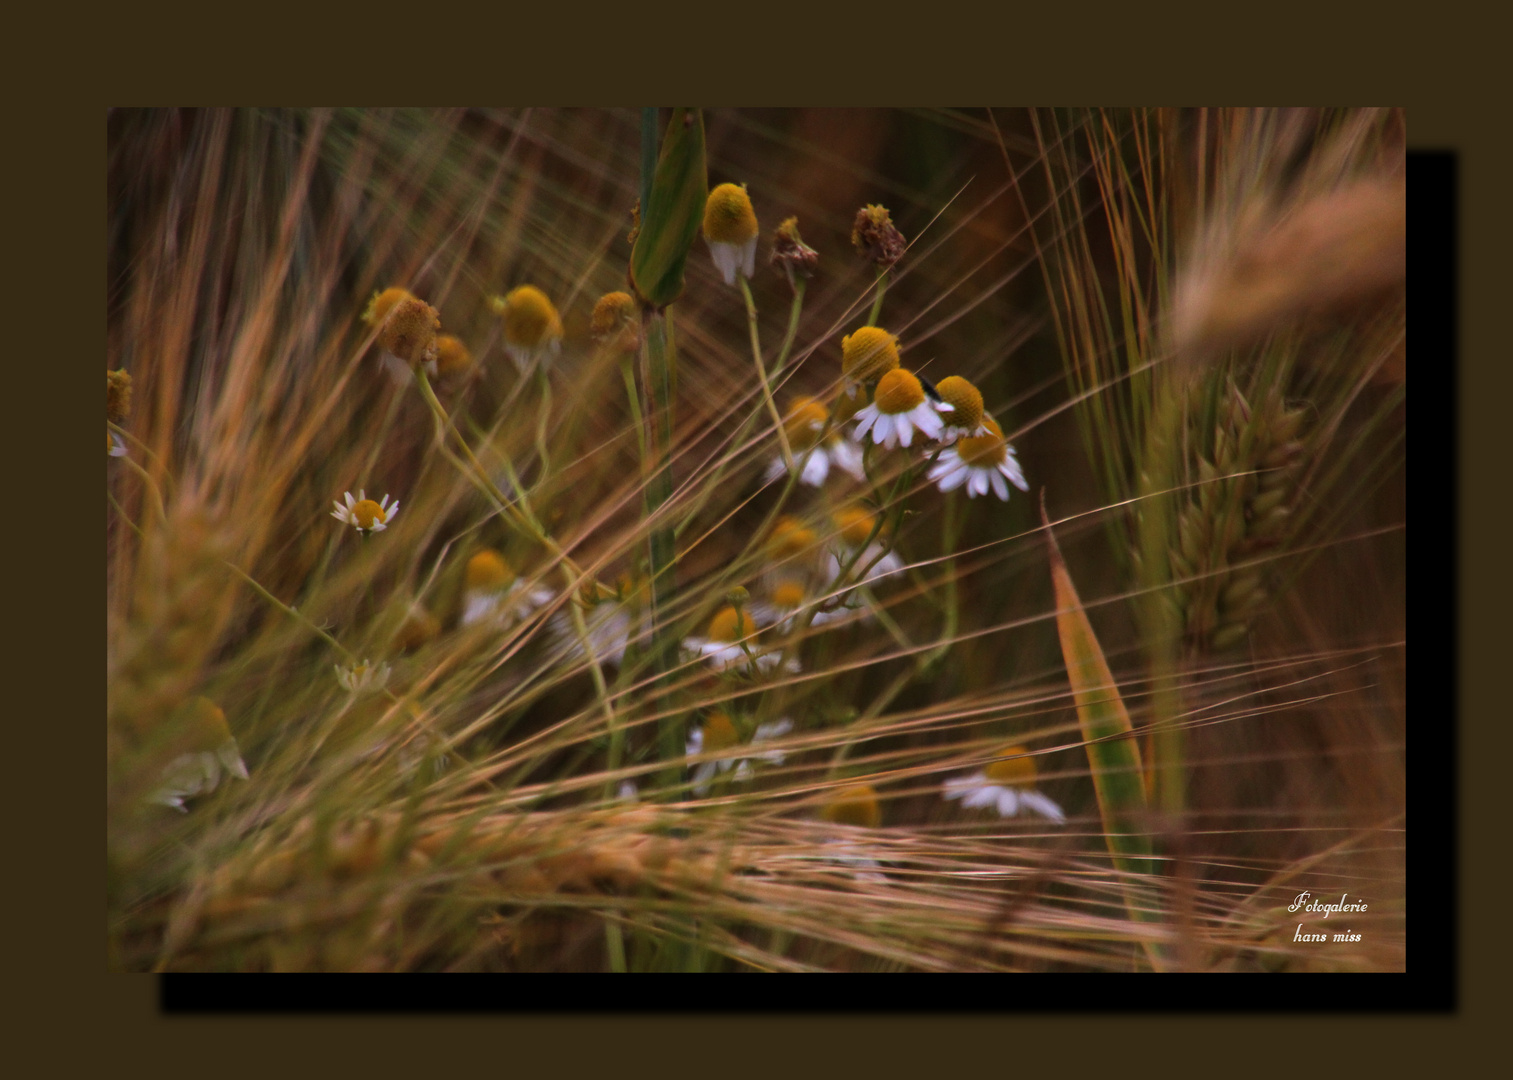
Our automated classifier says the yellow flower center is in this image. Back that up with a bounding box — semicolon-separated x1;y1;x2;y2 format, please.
701;712;740;753
982;416;1003;438
352;499;385;530
396;607;440;651
935;376;984;430
871;369;925;415
106;431;113;454
176;696;231;750
783;397;830;450
768;517;818;560
466;549;513;591
590;291;639;349
771;580;807;609
434;334;472;375
984;747;1037;787
362;287;414;326
833;506;880;548
497;285;562;348
821;783;881;829
841;326;901;384
956;432;1007;467
703;183;759;245
706;605;756;643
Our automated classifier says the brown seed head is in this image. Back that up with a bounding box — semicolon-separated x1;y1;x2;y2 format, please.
851;204;906;267
375;292;441;368
770;216;819;284
107;369;133;422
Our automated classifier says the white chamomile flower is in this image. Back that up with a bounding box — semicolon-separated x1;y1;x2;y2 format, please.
702;183;759;286
335;659;391;694
852;369;952;449
550;576;650;668
824;507;905;595
108;430;128;458
686;714;793;795
331;490;400;533
460;549;553;629
681;605;799;675
489;285;563;373
927;417;1029;501
747;579;858;634
148;697;250;813
933;375;991;442
763;397;869;489
942;745;1066;823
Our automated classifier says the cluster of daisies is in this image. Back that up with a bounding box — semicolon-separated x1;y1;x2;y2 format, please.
840;327;1030;502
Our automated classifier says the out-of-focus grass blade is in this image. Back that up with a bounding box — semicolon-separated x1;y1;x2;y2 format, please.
1042;494;1167;966
630;108;707;310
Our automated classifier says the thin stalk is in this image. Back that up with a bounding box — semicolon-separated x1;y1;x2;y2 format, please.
920;489;961;675
534;364;553;481
673;281;807;540
738;275;795;475
867;268;889;325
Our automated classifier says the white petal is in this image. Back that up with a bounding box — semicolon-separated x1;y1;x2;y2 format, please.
1002;456;1030;492
852;406;880;442
936;464;970;492
894;412;914;448
829;439;866;480
764;456;786;485
801;450;829;487
990;470;1010;501
911;405;945;440
686;728;705;756
462;592;501;626
943;773;985;801
996;788;1021;817
754;718;793;741
969;469;990;497
732;760;753;782
961;785;1001;810
708;241;740;286
871;412;894;446
692;761;718;796
739;236;758;279
1020;791;1067;823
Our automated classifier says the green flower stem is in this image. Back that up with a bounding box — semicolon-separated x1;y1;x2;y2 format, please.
414;369;617;742
673;281;808;541
619;354;650;473
641;310;682;774
773;278;806;373
738;275;795;476
223;559;353;662
867;268;889;326
920;489;961;675
534;364;554;482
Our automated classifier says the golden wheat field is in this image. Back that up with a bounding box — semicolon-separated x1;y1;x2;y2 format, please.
106;107;1407;974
